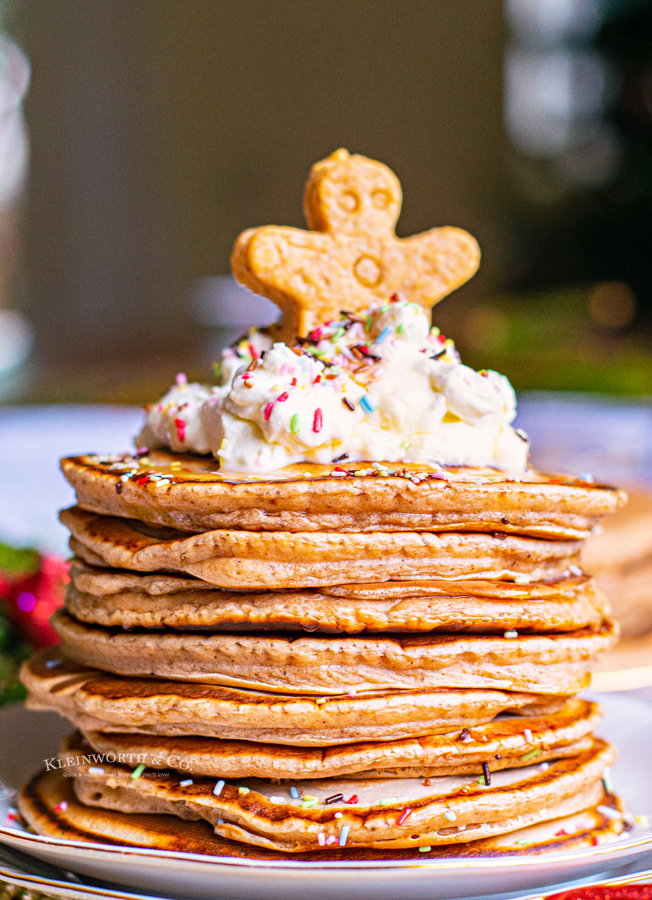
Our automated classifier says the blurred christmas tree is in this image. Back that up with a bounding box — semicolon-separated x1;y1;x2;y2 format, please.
450;0;652;393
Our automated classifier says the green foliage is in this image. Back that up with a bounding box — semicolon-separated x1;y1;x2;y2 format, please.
457;287;652;395
0;610;29;705
0;540;39;580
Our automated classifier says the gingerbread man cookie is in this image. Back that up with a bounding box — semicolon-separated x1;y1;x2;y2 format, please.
231;148;481;343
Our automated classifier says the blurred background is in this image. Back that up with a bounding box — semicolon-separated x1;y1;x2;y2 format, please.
0;0;651;691
0;0;651;402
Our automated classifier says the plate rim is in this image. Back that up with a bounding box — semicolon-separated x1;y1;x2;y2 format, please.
1;819;651;873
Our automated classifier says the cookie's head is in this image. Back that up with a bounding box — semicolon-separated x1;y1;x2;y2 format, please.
304;148;402;236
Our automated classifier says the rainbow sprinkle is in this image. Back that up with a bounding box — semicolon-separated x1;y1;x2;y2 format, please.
520;748;542;763
397;808;412;826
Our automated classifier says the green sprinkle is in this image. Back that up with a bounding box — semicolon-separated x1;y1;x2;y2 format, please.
400;440;411;450
333;328;345;341
290;414;300;433
302;798;319;808
477;775;487;786
418;846;432;853
379;798;398;806
365;315;373;332
520;748;542;763
397;324;405;335
131;764;146;780
516;839;532;846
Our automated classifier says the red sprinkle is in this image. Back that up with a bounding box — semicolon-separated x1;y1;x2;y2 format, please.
291;378;298;386
277;392;289;402
549;889;652;900
313;408;323;433
174;418;186;442
333;466;348;474
344;795;358;805
264;403;274;421
136;476;151;485
313;375;322;384
248;343;259;360
555;829;568;837
397;808;412;826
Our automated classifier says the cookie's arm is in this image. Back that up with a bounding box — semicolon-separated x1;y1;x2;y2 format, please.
231;226;331;343
398;226;481;309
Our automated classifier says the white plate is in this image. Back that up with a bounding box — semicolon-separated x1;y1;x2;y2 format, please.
0;692;651;900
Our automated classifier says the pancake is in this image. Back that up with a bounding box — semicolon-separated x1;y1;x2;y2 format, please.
60;731;617;851
581;487;652;573
51;610;616;695
61;451;625;538
594;556;652;640
22;650;567;745
66;560;609;634
18;767;627;858
79;696;601;780
60;506;584;589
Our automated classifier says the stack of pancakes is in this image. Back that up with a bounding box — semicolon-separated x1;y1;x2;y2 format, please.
18;452;628;856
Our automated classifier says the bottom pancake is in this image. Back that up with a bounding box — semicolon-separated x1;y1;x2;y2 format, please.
79;696;600;780
22;649;567;746
60;731;617;851
19;767;627;859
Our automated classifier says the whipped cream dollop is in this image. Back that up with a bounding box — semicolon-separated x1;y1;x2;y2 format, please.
137;299;529;472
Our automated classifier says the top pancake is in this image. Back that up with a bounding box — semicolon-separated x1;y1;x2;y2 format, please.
61;451;625;539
